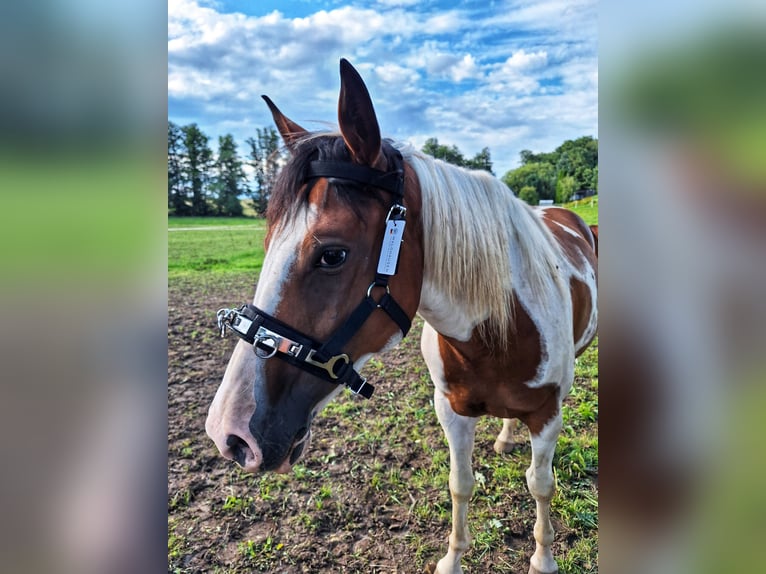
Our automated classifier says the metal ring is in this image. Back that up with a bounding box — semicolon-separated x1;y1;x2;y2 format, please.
366;281;390;301
254;335;278;359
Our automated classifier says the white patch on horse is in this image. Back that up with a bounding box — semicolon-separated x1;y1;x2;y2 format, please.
551;219;583;238
526;413;564;574
510;244;574;393
205;339;261;471
254;208;315;312
420;321;447;394
248;207;317;406
418;279;481;342
206;206;316;472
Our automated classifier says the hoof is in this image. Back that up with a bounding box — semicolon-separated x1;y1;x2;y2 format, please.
529;565;558;574
493;439;516;454
423;563;437;574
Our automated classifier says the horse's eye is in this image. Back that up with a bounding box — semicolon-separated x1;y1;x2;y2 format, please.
318;248;348;269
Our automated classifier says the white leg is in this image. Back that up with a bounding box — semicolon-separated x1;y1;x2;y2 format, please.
526;414;563;574
433;390;477;574
494;417;522;454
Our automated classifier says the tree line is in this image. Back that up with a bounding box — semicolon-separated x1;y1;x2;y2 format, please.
168;121;282;217
168;121;596;215
502;136;598;205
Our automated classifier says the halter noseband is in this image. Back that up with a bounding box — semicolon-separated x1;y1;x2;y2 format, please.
216;152;410;399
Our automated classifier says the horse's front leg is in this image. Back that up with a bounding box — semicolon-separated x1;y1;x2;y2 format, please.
433;389;478;574
524;411;563;574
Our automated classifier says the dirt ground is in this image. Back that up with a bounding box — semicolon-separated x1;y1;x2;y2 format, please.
168;273;597;573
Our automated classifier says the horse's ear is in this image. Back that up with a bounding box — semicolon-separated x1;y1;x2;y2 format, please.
262;95;308;150
338;58;382;167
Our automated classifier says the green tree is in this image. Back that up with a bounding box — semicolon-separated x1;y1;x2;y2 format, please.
168;121;188;215
465;146;493;174
554;136;598;191
213;134;245;216
181;123;213;216
422;137;466;166
246;127;282;216
502;162;556;201
422;138;493;173
518;185;539;205
555;174;577;204
519;148;557;166
506;136;598;202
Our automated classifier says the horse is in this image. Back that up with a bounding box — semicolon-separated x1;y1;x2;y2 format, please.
206;58;597;574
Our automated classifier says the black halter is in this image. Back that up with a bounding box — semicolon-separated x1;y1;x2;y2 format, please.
216;153;411;399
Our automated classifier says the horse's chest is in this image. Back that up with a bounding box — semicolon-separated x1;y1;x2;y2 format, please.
435;318;555;418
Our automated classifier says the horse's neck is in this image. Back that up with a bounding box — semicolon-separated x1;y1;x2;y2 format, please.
417;278;482;341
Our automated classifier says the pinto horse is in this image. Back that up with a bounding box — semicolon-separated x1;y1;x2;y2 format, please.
207;59;597;574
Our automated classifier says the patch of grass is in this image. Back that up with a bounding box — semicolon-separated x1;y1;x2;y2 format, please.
221;493;256;515
167;518;186;560
168;221;267;277
563;195;599;225
168;216;261;227
575;337;599;380
238;537;288;570
556;534;598;573
169;487;194;510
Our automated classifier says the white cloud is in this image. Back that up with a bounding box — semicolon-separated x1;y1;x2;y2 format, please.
375;63;420;85
450;54;482;82
501;49;548;71
482;50;549;96
168;0;597;177
422;10;468;34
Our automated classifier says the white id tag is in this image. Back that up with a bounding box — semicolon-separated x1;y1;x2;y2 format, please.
377;219;406;276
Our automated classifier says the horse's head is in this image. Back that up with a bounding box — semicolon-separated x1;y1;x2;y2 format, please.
206;59;423;473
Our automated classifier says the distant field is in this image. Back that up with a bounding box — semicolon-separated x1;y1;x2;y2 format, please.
168;216;262;228
562;195;598;226
168;217;267;277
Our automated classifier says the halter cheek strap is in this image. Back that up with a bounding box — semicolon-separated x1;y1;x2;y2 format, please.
216;153;410;399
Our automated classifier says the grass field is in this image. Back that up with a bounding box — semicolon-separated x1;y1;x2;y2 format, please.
563;196;599;226
168;216;267;277
169;216;262;228
168;196;598;572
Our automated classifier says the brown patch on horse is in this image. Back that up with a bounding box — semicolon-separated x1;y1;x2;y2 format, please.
437;294;558;428
571;276;596;355
589;224;598;256
540;207;597;268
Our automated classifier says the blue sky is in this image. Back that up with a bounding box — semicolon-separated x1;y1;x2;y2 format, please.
168;0;597;176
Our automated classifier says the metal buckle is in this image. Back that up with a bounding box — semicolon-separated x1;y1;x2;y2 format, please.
385;203;407;222
305;350;350;380
348;377;372;396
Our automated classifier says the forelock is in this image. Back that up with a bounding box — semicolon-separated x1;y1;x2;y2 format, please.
266;134;399;228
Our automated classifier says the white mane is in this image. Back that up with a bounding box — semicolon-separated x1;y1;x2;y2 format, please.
395;142;562;346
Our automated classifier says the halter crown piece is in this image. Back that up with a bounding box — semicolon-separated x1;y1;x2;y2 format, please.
216;152;410;399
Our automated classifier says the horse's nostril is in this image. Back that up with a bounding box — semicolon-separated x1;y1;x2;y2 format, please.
225;434;249;466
